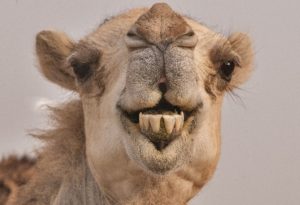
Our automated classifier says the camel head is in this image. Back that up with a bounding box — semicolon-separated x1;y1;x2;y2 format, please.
34;2;253;200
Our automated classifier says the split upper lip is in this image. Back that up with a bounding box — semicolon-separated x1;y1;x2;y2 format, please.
118;97;198;126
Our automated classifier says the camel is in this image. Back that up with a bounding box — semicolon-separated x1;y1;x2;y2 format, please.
0;3;253;205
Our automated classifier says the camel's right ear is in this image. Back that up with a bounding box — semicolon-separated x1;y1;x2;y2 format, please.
36;30;77;91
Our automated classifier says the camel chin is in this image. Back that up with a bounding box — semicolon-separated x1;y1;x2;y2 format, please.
119;101;202;174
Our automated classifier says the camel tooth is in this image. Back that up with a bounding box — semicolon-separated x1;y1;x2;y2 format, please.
142;115;150;130
163;115;176;134
139;112;144;130
139;113;150;131
181;111;184;121
175;115;183;132
149;115;162;133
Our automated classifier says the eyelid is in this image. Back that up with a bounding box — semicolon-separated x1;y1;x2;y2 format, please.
230;55;241;67
210;45;242;68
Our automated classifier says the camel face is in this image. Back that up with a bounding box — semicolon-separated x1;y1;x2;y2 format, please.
117;4;202;173
34;3;253;197
114;4;251;174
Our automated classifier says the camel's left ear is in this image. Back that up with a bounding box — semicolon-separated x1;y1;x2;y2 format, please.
36;30;77;90
228;32;254;88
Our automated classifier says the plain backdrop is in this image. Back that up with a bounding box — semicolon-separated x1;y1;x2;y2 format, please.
0;0;299;204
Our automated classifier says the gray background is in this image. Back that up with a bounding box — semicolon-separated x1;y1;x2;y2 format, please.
0;0;299;204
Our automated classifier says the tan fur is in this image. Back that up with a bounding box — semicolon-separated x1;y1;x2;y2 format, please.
8;101;110;205
36;30;76;91
0;156;35;205
1;3;253;205
135;3;190;45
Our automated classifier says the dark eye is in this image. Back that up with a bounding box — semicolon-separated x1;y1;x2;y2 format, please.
219;61;235;81
70;60;92;81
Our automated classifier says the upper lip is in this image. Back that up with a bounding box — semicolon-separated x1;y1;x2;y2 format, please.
118;98;198;124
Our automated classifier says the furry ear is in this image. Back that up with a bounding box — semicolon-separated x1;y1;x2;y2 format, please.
227;32;254;88
36;30;77;90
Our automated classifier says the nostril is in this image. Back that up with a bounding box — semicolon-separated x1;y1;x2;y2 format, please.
158;82;167;94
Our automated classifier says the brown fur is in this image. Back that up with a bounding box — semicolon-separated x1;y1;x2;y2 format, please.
135;3;190;45
6;101;113;205
36;30;76;91
206;33;253;97
7;101;81;204
0;156;36;205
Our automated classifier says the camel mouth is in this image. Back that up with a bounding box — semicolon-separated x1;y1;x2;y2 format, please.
119;98;199;150
121;98;195;124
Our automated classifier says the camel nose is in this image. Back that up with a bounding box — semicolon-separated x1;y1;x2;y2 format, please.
157;39;171;52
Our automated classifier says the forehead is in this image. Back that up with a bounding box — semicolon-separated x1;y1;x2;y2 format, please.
85;6;217;50
133;3;191;44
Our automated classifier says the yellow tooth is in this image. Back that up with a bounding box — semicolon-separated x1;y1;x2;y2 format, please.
139;113;144;130
163;115;176;134
142;115;150;130
149;115;162;133
175;115;183;132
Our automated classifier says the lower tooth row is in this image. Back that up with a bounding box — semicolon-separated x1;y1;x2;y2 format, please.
139;112;184;134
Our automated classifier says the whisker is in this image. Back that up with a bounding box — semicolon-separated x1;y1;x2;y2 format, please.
226;86;247;109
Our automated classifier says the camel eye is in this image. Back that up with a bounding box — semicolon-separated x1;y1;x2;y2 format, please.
220;61;235;81
71;62;92;80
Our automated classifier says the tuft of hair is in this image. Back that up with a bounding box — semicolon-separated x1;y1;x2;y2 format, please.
0;156;36;205
227;32;254;89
